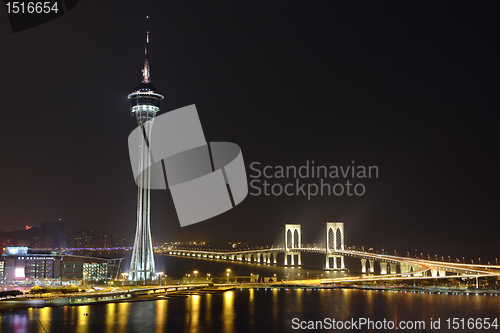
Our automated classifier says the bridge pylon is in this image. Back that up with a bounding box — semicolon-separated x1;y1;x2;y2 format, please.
284;224;301;266
325;221;346;271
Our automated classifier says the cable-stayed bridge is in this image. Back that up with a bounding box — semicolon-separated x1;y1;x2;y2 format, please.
167;222;500;280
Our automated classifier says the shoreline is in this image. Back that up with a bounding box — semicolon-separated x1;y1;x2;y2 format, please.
1;283;498;310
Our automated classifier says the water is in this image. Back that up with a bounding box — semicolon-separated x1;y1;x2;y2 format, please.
153;253;352;282
1;288;499;332
1;255;499;332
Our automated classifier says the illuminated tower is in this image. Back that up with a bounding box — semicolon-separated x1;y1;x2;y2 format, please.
127;32;163;283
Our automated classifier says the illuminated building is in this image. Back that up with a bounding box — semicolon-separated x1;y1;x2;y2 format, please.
127;32;163;282
0;247;121;282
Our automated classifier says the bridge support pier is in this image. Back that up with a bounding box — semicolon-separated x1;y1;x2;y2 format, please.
369;260;375;273
390;263;397;274
380;262;388;274
326;255;344;270
284;253;301;266
361;258;367;273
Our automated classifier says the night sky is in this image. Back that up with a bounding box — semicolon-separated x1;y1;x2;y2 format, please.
1;2;499;260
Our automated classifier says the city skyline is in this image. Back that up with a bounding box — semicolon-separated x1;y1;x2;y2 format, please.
0;2;499;262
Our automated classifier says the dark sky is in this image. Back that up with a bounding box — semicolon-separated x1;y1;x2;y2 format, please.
1;1;499;260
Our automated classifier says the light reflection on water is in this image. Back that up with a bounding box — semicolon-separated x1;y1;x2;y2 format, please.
37;307;52;333
223;291;234;333
155;300;167;333
190;295;201;332
0;289;499;332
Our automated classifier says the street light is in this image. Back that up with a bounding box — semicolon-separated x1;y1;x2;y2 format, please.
193;271;198;285
122;273;127;288
158;272;163;287
226;269;231;283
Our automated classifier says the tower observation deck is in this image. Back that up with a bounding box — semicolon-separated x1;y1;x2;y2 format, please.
127;32;164;283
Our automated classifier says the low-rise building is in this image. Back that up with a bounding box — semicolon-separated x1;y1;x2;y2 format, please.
0;247;122;283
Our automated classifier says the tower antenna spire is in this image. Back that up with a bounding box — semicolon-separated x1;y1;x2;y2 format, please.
142;31;150;83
